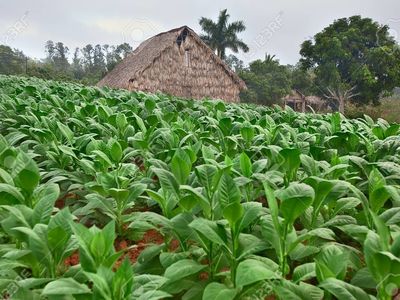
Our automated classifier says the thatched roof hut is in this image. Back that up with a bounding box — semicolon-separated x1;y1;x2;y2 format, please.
283;90;327;112
305;95;326;111
97;26;246;102
283;90;306;111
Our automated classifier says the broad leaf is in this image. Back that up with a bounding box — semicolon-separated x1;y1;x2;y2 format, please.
42;278;91;295
275;183;314;225
164;259;206;282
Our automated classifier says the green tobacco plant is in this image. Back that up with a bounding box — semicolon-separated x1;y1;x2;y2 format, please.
263;182;315;275
72;221;123;272
74;138;146;234
0;206;77;298
361;214;400;300
189;171;269;296
42;221;139;300
1;75;400;299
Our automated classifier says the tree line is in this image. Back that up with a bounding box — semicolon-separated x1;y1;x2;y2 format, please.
1;10;400;113
199;11;400;113
0;41;133;85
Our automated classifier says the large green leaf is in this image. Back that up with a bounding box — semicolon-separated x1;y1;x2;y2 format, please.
216;172;241;208
293;263;316;283
236;258;279;287
304;177;336;209
275;183;314;225
202;282;237;300
223;201;244;227
0;183;25;204
171;148;192;185
239;152;252;178
13;225;51;262
57;122;74;144
42;278;91;295
164;259;206;282
32;183;60;224
274;280;324;300
189;218;227;248
109;139;123;162
315;244;348;282
152;168;180;197
280;148;301;182
195;164;218;194
237;202;264;233
319;278;371;300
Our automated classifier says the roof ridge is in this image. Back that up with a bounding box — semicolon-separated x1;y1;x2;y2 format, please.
97;26;246;91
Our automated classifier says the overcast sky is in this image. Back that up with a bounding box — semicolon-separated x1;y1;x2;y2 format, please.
1;0;399;65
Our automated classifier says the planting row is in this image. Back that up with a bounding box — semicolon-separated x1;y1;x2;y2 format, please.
0;75;400;299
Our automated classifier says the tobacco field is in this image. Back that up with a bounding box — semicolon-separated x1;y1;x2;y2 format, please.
0;75;400;299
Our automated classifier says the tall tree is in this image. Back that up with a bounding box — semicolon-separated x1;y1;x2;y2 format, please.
290;64;315;96
44;40;55;62
44;40;70;74
224;54;244;72
81;44;94;72
0;45;26;75
239;54;291;105
199;9;249;59
103;43;133;72
300;15;400;113
103;44;116;71
53;42;70;72
115;43;133;60
72;47;84;79
93;44;106;76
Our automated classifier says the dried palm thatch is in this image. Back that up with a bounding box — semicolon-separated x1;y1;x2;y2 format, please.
283;90;327;112
97;26;246;102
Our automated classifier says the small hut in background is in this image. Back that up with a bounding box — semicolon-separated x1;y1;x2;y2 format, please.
283;90;327;112
284;90;306;112
97;26;246;102
304;95;327;112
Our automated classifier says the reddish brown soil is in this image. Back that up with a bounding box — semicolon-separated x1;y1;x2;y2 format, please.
199;271;209;281
64;251;79;267
114;229;164;268
55;193;79;209
169;239;180;252
142;229;164;244
133;157;146;172
63;229;165;270
293;221;304;231
257;196;268;207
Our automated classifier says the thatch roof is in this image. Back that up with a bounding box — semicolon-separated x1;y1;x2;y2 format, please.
97;26;246;90
284;89;305;101
305;95;324;105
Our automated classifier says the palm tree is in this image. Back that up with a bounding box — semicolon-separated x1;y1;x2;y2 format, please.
199;9;249;59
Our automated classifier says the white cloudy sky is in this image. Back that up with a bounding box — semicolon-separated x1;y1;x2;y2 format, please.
1;0;399;65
